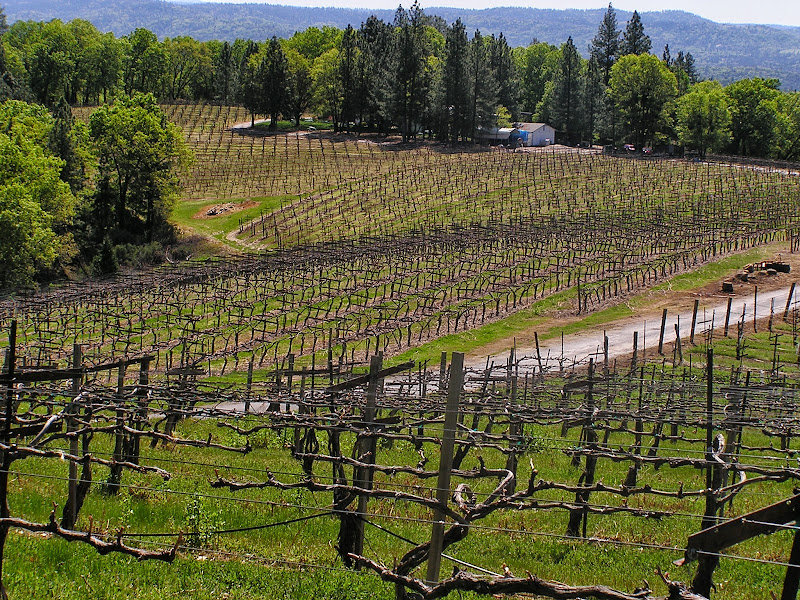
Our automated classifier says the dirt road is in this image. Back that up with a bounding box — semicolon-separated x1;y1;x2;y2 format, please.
464;285;797;376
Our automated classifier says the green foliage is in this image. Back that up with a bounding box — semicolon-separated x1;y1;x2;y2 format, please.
620;10;651;56
725;78;780;157
548;36;584;139
91;235;118;275
610;53;678;147
590;3;620;87
0;99;75;288
675;81;732;157
514;41;559;116
184;495;225;549
88;92;192;243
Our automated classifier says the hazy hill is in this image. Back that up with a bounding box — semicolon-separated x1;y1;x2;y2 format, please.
5;0;800;90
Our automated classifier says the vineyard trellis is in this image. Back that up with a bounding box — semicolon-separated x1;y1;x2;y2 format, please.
4;310;800;598
1;103;798;598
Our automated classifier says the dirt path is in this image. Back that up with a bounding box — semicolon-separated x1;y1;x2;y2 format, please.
464;284;797;376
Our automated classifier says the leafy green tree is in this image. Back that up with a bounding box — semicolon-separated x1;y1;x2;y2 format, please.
85;32;122;104
284;26;342;63
610;53;677;147
549;37;583;140
774;92;800;161
725;78;780;157
28;20;76;106
311;48;341;129
162;36;211;101
0;100;76;287
89;93;191;242
590;3;620;87
675;81;731;157
285;47;313;127
621;10;651;56
515;41;559;116
122;28;166;96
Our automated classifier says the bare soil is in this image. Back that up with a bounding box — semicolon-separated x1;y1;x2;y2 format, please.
468;244;800;365
192;200;259;220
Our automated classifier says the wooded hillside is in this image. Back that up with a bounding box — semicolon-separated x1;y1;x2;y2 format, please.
4;0;800;90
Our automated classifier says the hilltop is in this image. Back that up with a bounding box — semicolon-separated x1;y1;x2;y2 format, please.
4;0;800;89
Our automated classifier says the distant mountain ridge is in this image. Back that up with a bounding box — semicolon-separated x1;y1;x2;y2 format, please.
5;0;800;90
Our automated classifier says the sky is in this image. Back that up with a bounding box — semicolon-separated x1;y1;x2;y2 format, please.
194;0;800;27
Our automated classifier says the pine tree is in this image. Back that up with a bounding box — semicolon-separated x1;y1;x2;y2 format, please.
359;16;393;132
339;25;358;132
469;30;498;138
550;37;583;140
213;41;235;104
489;33;519;120
621;11;651;56
583;56;603;143
260;37;290;131
589;3;620;87
389;2;430;142
441;19;470;143
662;44;672;67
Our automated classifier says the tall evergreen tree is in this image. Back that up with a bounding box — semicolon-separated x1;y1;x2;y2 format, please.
49;96;85;194
469;30;498;138
489;33;518;119
339;24;358;131
550;37;583;140
674;50;698;84
589;3;620;87
621;11;651;56
662;44;672;67
259;36;290;131
235;39;259;123
440;19;469;143
213;41;235;103
359;16;393;132
583;56;603;143
390;2;430;142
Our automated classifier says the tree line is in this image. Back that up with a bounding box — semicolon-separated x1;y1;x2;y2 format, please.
2;2;800;155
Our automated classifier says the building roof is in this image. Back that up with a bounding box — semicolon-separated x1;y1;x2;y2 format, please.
516;122;552;133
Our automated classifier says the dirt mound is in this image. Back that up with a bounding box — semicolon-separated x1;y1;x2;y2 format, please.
193;201;257;220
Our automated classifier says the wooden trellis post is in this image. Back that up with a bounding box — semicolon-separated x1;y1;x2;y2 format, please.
62;344;82;528
426;352;464;586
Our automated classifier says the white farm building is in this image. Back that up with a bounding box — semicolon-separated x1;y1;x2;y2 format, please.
516;123;555;147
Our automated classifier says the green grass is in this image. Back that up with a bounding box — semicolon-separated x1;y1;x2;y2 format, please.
172;196;294;249
5;405;796;600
